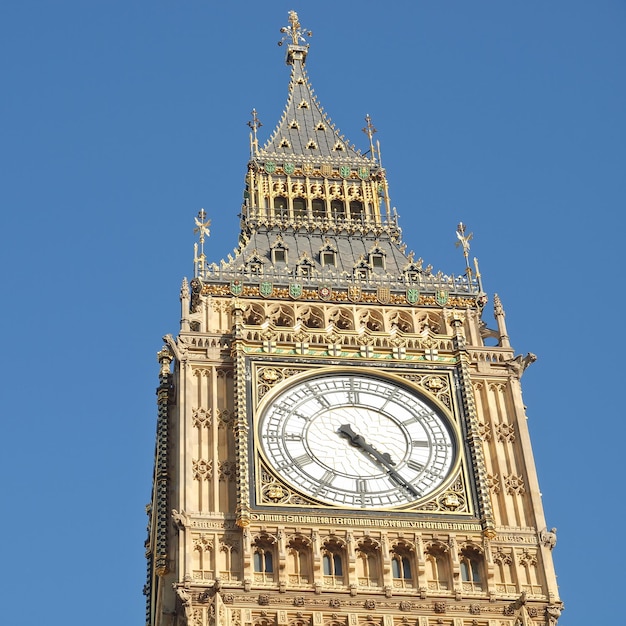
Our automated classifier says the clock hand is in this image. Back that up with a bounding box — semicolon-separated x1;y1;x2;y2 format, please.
337;424;420;498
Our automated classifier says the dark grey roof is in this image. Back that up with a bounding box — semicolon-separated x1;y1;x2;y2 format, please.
259;57;368;164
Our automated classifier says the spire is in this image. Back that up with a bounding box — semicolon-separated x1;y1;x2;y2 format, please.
261;12;368;162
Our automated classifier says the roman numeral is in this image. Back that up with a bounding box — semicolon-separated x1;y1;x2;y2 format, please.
407;460;425;472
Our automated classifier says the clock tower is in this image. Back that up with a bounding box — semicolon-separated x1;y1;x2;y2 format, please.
145;12;562;626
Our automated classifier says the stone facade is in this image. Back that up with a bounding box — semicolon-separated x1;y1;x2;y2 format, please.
145;12;562;626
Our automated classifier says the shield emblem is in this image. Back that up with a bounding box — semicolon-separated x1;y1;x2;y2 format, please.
230;279;243;296
348;285;362;302
340;165;351;179
265;161;276;174
376;287;391;304
303;163;313;175
318;285;332;301
289;283;303;299
435;289;449;306
321;164;332;178
358;166;370;180
406;287;420;305
259;282;274;298
284;162;295;175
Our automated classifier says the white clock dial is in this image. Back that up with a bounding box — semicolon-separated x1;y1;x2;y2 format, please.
257;372;457;509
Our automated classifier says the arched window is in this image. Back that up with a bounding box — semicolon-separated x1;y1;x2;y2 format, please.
312;198;326;218
355;539;381;587
323;552;343;576
391;555;412;580
322;538;346;586
252;534;277;583
330;199;345;219
425;543;451;591
273;196;288;219
253;549;273;574
287;536;312;585
293;197;307;219
460;547;483;591
349;200;364;221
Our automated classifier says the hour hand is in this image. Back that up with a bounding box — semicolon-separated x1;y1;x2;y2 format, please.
337;424;395;467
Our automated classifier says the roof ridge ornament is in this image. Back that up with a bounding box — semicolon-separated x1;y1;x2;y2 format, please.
278;11;312;65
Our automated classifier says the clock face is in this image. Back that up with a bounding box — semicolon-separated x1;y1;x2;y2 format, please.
257;372;457;509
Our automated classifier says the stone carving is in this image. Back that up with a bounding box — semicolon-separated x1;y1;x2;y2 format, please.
540;528;557;550
546;604;562;625
193;459;213;480
504;474;526;496
172;509;188;530
506;353;537;378
496;422;516;443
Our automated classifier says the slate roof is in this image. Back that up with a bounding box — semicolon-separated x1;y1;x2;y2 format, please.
258;51;368;164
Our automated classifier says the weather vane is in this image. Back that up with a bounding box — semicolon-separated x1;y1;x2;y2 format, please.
278;11;312;47
455;222;473;277
194;209;211;277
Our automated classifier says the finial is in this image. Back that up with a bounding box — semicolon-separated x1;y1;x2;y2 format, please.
278;11;312;46
247;109;262;157
362;114;377;161
455;222;473;279
278;11;312;65
193;209;211;278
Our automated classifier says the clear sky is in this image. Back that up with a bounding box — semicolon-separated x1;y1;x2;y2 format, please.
1;2;623;624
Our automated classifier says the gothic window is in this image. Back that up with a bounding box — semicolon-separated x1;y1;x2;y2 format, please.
298;100;309;108
269;305;294;327
332;141;344;151
289;120;299;129
323;552;343;576
280;138;291;148
252;534;277;583
329;308;354;330
322;538;346;585
425;543;451;591
360;310;384;332
315;121;325;130
330;199;345;219
299;306;324;329
306;140;318;150
243;303;265;325
460;546;483;591
274;196;288;219
349;200;364;221
392;555;412;580
312;198;326;218
293;197;307;219
253;549;273;574
356;538;381;587
287;536;312;585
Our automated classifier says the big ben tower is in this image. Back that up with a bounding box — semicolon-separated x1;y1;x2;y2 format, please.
145;11;562;626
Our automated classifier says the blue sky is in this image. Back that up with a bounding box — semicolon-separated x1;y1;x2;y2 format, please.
1;2;624;624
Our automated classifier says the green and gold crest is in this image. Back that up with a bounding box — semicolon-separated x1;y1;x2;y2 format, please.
406;287;420;305
260;282;274;297
284;163;295;175
289;283;303;299
435;289;449;306
340;165;351;179
265;161;276;174
230;279;244;296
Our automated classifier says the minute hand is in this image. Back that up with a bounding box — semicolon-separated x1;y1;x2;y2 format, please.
337;424;420;497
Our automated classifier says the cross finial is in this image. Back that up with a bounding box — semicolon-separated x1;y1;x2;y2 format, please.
279;11;312;47
247;109;262;156
193;209;211;277
455;222;473;278
362;114;377;160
